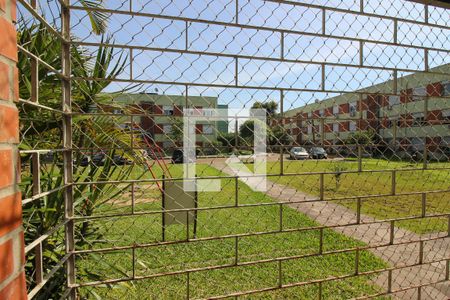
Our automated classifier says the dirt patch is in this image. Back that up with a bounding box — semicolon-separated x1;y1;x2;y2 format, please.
106;183;161;207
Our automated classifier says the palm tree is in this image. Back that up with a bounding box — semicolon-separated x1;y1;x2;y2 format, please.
18;20;142;299
80;0;109;35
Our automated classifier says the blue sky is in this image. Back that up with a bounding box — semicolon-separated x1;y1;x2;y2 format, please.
19;0;450;118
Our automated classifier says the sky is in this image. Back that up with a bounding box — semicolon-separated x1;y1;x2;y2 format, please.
18;0;450;124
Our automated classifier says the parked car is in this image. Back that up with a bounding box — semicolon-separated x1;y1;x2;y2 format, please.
76;153;106;166
79;155;90;167
309;147;328;159
289;147;309;160
91;153;106;166
171;149;186;164
171;148;200;164
113;155;133;165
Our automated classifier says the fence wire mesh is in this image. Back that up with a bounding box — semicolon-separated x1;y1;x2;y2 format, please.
16;0;450;299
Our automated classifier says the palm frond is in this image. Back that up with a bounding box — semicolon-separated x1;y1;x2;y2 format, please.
80;0;109;35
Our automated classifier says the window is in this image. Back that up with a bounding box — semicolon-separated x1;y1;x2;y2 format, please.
388;96;400;107
333;123;339;133
203;109;214;117
412;112;425;126
442;110;450;122
442;137;450;149
412;87;427;101
113;109;122;114
307;124;312;134
319;109;324;117
333;105;339;115
349;121;357;132
443;81;450;96
349;102;357;117
387;118;397;128
163;124;172;134
203;124;214;134
411;137;425;151
163;105;173;115
308;112;312;119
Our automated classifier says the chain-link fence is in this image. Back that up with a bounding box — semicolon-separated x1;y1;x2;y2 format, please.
17;0;450;299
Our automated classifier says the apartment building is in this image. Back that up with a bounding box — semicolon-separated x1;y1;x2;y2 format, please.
104;93;228;151
283;64;450;158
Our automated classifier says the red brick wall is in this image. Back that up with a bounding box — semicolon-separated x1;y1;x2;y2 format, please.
426;137;441;152
153;105;163;114
426;82;443;97
154;124;163;134
427;110;442;125
195;124;203;134
379;95;389;107
339;121;349;132
399;114;413;127
380;117;389;129
0;1;27;299
339;103;349;114
359;98;369;111
366;95;378;119
173;105;183;116
357;120;369;130
138;102;155;135
313;110;320;118
400;89;412;103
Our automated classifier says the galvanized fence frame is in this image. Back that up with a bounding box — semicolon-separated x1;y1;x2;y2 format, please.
17;0;450;299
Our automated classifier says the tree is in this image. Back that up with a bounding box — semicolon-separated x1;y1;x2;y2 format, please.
169;117;184;145
18;21;141;299
250;101;288;148
217;132;237;152
269;125;293;146
346;130;375;145
251;101;278;119
239;119;290;148
239;119;255;140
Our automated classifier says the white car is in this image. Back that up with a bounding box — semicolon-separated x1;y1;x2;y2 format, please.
289;147;309;160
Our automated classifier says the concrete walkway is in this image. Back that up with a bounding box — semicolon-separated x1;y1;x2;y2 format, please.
213;161;450;299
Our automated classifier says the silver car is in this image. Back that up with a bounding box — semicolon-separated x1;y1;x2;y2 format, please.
289;147;309;160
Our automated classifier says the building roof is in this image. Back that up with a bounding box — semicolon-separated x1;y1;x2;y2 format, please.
111;93;218;107
284;63;450;117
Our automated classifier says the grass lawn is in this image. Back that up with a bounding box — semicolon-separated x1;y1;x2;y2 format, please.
247;158;450;234
76;164;388;299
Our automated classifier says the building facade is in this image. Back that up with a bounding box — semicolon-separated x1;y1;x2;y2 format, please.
283;64;450;159
105;93;228;152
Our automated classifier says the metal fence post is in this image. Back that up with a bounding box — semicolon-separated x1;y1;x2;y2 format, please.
61;1;75;297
